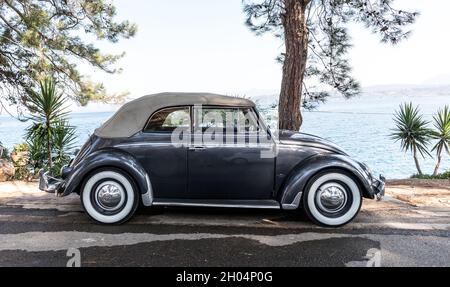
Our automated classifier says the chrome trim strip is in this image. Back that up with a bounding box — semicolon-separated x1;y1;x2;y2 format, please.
194;143;274;149
280;143;346;154
141;173;154;206
281;191;303;210
115;143;173;148
152;201;280;209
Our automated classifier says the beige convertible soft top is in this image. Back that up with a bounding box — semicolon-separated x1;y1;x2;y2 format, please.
94;92;255;138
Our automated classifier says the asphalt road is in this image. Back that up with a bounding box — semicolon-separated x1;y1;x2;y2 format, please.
0;191;449;267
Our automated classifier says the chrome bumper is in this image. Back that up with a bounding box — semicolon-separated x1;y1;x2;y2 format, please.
39;170;65;195
372;175;385;201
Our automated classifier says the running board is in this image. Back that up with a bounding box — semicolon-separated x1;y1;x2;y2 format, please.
152;199;281;209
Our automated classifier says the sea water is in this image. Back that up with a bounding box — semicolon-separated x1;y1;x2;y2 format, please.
1;90;448;179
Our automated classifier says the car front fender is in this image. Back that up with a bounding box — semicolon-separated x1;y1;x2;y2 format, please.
62;148;153;205
279;154;375;210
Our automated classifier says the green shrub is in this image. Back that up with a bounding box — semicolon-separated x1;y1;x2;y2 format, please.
26;136;47;178
49;120;76;175
411;171;450;180
10;144;31;180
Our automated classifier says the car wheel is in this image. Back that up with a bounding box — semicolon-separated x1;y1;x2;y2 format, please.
80;168;139;224
302;170;362;227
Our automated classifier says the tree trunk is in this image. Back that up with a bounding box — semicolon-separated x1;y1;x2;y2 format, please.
278;0;310;131
46;121;52;172
433;153;442;176
413;146;422;175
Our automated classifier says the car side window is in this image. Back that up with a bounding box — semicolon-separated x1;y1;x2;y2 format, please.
195;107;259;133
144;107;191;132
236;108;260;132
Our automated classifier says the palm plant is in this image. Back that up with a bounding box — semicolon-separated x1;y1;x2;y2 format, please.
431;106;450;176
51;120;76;175
26;136;47;176
25;77;70;173
391;103;432;175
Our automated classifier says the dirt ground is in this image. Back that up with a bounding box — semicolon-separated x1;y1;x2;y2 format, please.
386;179;450;208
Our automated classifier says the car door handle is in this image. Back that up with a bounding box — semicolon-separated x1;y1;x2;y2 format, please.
188;146;206;151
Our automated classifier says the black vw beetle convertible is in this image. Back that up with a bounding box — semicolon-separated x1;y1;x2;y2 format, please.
40;92;384;227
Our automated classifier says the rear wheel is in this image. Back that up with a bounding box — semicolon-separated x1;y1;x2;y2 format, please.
80;168;139;224
302;170;362;227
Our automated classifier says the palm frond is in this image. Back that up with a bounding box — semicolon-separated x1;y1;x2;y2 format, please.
431;105;450;155
390;102;432;158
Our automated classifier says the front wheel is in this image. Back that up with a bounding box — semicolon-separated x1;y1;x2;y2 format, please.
80;168;139;224
302;170;362;227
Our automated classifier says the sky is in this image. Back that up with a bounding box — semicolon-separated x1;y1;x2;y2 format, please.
73;0;450;111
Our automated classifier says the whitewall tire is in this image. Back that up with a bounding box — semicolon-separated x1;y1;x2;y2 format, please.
81;168;139;224
302;170;362;227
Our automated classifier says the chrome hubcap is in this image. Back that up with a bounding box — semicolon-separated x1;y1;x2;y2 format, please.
95;181;125;211
316;183;347;213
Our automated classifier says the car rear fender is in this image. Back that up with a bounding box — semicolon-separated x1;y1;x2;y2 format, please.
62;148;153;205
279;154;374;210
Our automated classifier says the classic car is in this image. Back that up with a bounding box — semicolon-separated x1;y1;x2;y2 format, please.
39;92;385;227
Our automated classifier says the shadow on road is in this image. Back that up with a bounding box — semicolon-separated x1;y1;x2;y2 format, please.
136;205;311;224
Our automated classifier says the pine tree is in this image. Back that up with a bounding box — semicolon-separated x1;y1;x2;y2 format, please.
0;0;136;113
243;0;418;130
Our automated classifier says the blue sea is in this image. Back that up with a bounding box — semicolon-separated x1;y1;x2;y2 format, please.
1;88;449;179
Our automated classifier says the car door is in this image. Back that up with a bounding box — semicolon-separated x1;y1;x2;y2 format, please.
188;106;275;199
131;106;191;198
